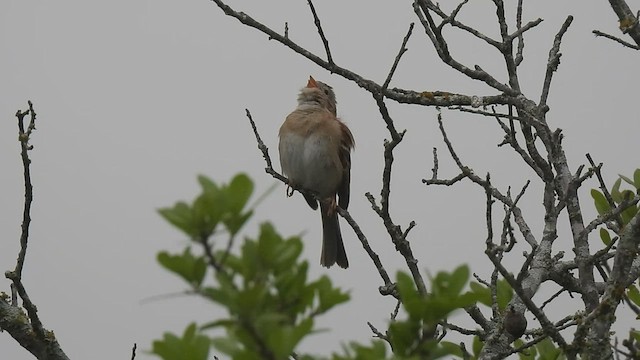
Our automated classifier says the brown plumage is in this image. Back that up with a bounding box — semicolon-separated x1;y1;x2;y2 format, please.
503;305;527;340
278;76;354;268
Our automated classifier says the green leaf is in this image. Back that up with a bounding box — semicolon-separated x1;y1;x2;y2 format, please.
273;236;304;272
396;272;422;319
151;323;210;360
265;318;313;358
516;338;536;360
496;279;514;310
226;173;254;214
634;169;640;189
224;210;253;237
424;292;479;323
591;189;611;215
315;275;350;313
197;175;220;193
257;222;282;267
470;281;491;307
472;335;483;357
620;174;635;187
192;191;221;237
388;320;420;356
221;174;255;236
611;178;623;204
235;285;268;318
627;285;640;307
158;202;196;237
448;265;470;297
434;341;463;357
200;318;235;331
600;228;612;246
621;201;638;224
536;338;561;360
338;340;388;359
211;336;242;357
157;249;207;288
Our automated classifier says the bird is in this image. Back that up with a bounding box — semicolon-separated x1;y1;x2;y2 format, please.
503;305;527;341
278;76;354;268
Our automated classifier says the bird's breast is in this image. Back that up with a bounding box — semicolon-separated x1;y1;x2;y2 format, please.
279;131;342;198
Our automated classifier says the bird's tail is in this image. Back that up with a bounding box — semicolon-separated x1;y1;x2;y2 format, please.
320;202;348;268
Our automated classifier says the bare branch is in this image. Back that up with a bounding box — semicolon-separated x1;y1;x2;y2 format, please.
338;207;393;287
2;101;70;360
306;0;334;64
539;16;573;109
586;154;624;229
601;0;640;47
244;109;284;182
413;0;517;95
383;23;414;90
367;94;427;295
211;0;513;108
515;0;525;65
592;30;640;50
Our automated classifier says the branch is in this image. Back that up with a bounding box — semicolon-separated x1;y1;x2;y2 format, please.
592;30;640;50
514;0;525;66
210;0;512;108
367;94;427;295
413;0;517;95
306;0;333;64
539;16;573;109
14;100;37;279
383;23;414;90
244;109;286;182
600;0;640;48
337;207;393;289
2;101;69;360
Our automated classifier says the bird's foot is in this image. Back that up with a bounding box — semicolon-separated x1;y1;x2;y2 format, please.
286;184;295;197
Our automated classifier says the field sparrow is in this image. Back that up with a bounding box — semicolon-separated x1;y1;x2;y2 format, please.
278;76;354;268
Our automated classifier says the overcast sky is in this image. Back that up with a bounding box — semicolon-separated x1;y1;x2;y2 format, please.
1;1;639;359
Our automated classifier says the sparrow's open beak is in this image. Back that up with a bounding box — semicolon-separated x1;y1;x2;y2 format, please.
307;76;318;88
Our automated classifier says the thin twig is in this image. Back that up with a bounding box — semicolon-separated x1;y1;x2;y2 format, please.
592;30;640;50
306;0;333;64
338;207;392;286
382;23;414;90
515;0;525;65
413;0;517;95
367;322;389;343
586;153;623;228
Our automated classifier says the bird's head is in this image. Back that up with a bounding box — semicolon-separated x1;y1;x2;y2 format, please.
297;76;337;115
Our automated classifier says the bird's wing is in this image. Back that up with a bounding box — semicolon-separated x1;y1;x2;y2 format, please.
337;119;354;210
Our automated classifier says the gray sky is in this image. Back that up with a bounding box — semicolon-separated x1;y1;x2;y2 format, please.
1;1;639;359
